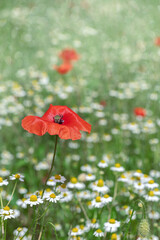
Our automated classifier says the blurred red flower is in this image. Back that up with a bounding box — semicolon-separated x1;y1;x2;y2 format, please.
22;105;91;140
59;49;79;62
134;107;146;117
54;62;72;74
154;37;160;46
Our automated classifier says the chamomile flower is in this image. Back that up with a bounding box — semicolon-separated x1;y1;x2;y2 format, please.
46;178;56;187
134;182;145;190
148;211;160;220
111;163;125;173
51;174;66;183
104;219;120;232
67;177;85;190
91;196;104;208
91;179;109;193
0;206;15;220
60;191;73;202
0;177;8;186
101;194;113;204
111;233;121;240
144;191;159;202
16;198;27;209
10;173;24;182
57;184;68;193
70;227;83;236
0;168;10;177
18;187;28;194
81;164;93;173
98;160;108;168
93;229;104;237
46;193;61;203
153;188;160;195
25;195;43;207
118;174;128;183
133;170;143;178
86;173;96;181
13;227;28;237
145;180;159;189
43;188;53;199
88;218;99;229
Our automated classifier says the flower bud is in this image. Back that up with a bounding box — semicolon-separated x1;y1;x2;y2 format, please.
138;219;150;238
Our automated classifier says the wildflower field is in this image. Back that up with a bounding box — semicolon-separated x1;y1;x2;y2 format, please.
0;0;160;239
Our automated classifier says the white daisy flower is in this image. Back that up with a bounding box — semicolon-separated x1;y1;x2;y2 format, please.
70;227;83;236
93;229;104;237
56;184;68;193
46;193;61;203
13;227;28;237
134;182;145;190
91;196;104;208
50;174;66;183
86;174;96;181
101;194;113;204
118;174;128;183
0;206;15;220
10;173;24;182
90;179;109;193
148;211;160;220
98;160;108;168
144;191;159;202
111;233;121;240
16;198;27;209
81;164;93;173
18;187;28;194
87;218;99;229
25;195;43;207
0;177;9;186
145;180;159;189
133;170;143;178
0;168;10;177
153;188;160;196
104;219;120;233
46;178;56;187
60;191;73;203
67;177;85;190
111;163;125;173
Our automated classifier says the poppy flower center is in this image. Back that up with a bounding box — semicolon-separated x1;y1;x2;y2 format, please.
53;115;64;124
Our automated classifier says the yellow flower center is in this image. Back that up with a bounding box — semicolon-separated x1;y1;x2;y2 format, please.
148;191;154;197
63;193;68;197
88;174;92;176
71;177;78;184
100;160;105;163
17;227;22;232
30;195;37;202
96;196;101;202
97;179;104;187
61;184;66;188
120;174;126;178
138;182;141;186
109;219;116;224
136;169;142;173
154;188;159;192
46;188;51;192
123;205;128;209
87;201;91;206
80;225;84;230
55;175;61;180
3;206;10;211
0;177;3;183
48;179;53;182
50;193;56;199
111;233;117;240
15;174;20;179
39;190;43;196
91;218;96;224
96;229;102;233
143;174;148;178
104;194;110;199
115;163;121;168
72;227;78;233
148;180;154;184
22;198;26;202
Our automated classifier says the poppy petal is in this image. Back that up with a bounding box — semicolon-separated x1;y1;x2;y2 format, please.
21;116;47;136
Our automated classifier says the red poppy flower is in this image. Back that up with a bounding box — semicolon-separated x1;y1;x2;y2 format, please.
21;105;91;140
134;107;146;117
59;48;79;62
154;37;160;46
54;62;72;74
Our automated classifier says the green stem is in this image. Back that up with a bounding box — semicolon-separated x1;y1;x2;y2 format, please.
32;135;59;240
7;180;17;205
41;135;58;198
0;190;4;237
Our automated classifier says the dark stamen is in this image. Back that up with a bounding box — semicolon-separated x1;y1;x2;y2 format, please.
53;115;64;124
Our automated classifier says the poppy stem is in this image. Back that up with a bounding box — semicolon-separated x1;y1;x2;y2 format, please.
41;135;58;198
